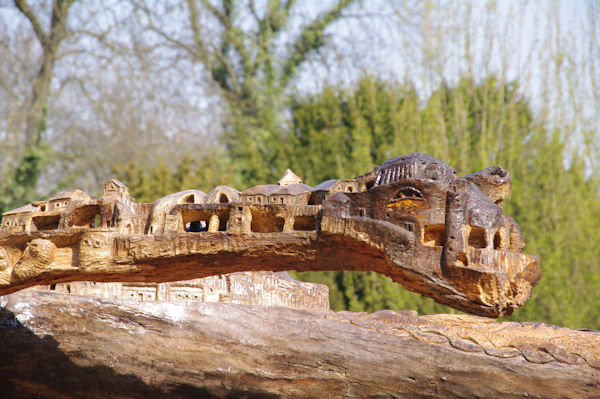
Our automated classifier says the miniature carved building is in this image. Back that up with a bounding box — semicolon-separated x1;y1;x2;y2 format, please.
2;189;94;233
28;171;331;310
239;169;312;206
0;153;541;318
37;271;330;311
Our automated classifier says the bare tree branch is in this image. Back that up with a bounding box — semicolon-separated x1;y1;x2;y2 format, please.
14;0;48;46
281;0;357;88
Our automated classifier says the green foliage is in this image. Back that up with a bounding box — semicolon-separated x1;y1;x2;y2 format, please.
0;145;53;215
112;150;235;203
287;76;600;329
180;0;359;187
287;78;422;183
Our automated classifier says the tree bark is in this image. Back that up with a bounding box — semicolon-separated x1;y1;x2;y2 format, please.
15;0;74;148
1;290;598;398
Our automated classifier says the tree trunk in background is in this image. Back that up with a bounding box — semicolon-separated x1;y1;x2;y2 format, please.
1;290;598;398
15;0;74;148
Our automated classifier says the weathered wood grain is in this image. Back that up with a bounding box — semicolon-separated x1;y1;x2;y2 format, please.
1;290;598;399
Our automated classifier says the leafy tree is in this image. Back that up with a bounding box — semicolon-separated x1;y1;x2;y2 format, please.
136;0;358;187
287;77;422;184
113;150;235;203
0;0;76;213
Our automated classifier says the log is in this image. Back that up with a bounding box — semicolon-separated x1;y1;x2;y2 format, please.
1;290;599;398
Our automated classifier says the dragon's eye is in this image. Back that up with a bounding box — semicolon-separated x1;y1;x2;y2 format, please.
393;187;423;200
387;187;426;213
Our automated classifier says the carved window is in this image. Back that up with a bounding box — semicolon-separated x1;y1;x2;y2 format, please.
425;164;441;181
468;227;487;249
183;194;195;203
293;216;317;231
494;231;502;249
186;220;207;232
32;215;60;231
392;187;423;201
387;186;426;214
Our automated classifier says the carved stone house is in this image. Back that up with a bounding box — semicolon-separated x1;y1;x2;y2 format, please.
2;189;93;233
148;190;207;234
309;179;363;205
100;179;144;234
1;203;38;232
239;169;311;206
40;271;330;311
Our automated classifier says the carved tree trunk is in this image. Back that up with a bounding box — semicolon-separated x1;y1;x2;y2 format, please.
1;290;598;398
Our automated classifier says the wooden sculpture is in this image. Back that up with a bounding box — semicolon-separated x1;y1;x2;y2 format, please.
0;153;540;318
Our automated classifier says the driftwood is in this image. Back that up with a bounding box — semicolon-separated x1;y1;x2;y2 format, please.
2;290;599;399
0;153;540;318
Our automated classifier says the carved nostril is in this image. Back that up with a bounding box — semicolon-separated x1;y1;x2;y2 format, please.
486;166;509;181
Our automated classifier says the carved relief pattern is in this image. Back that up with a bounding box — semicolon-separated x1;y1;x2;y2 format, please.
326;311;600;369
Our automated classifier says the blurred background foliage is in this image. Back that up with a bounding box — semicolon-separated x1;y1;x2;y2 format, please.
1;0;599;329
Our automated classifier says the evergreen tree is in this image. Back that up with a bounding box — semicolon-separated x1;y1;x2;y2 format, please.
112;150;235;203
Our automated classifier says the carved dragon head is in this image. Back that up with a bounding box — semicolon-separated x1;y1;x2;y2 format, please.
320;153;540;317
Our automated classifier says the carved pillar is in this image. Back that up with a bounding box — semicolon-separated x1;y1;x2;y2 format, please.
283;216;294;232
164;214;179;232
208;215;220;232
442;179;468;271
226;206;251;233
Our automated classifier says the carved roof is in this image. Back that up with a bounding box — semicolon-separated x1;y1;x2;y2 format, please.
241;185;281;196
374;152;456;187
278;169;303;187
48;189;92;202
312;179;339;191
105;179;128;190
276;183;312;195
242;183;312;196
206;186;240;203
154;190;207;205
2;203;38;216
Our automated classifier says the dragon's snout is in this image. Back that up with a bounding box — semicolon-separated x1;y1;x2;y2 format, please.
466;166;512;207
